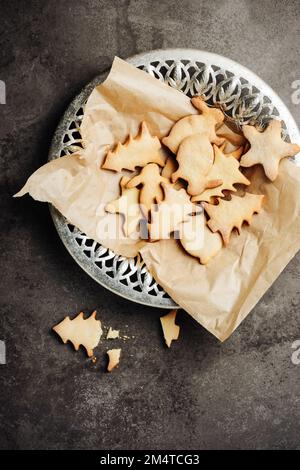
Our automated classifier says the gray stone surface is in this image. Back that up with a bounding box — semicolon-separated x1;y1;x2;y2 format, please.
0;0;300;450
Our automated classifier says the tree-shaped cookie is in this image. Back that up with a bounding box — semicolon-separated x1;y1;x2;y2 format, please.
240;120;300;181
53;311;102;357
126;163;169;218
162;96;224;153
171;133;218;196
191;145;250;203
149;183;200;240
102;121;165;172
179;212;223;264
105;176;143;238
203;193;264;245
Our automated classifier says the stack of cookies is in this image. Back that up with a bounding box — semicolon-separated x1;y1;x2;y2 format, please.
102;96;300;265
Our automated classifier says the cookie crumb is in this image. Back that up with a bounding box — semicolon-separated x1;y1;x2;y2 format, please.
106;327;119;340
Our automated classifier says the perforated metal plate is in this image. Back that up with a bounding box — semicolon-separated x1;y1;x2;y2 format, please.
48;49;300;308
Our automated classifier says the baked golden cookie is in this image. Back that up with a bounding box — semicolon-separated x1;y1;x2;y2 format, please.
102;121;165;172
192;145;250;203
53;311;102;358
179;212;223;264
149;183;200;240
171;133;215;196
240;120;300;181
126;163;169;218
162;96;224;153
105;176;143;237
203;193;264;245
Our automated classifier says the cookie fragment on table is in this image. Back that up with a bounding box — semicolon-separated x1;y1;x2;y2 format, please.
107;348;121;372
106;327;120;340
160;310;180;348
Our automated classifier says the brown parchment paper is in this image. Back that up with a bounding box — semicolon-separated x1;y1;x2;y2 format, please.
141;161;300;341
15;56;300;341
15;57;196;258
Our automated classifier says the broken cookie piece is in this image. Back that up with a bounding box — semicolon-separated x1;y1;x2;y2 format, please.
107;348;121;372
106;327;120;340
160;310;180;348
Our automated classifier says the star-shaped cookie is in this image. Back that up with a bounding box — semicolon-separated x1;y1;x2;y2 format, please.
240;120;300;181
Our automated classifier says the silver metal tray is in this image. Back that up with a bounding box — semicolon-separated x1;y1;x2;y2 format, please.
48;49;300;308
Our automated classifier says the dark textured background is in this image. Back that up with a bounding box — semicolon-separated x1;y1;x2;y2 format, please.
1;0;300;450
